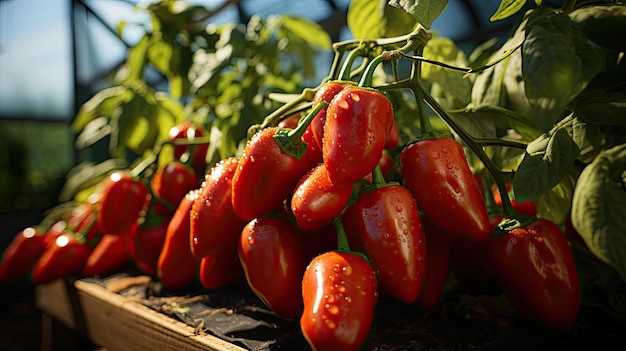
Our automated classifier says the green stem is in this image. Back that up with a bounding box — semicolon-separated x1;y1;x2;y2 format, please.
338;46;365;81
333;217;351;252
474;138;528;149
371;164;385;185
249;88;316;138
273;102;328;160
130;152;157;179
358;54;386;87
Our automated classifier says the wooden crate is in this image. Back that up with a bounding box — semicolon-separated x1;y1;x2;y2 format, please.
35;279;246;351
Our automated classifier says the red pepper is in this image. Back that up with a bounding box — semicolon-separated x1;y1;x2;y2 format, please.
82;227;133;278
323;86;394;187
491;218;580;330
67;202;99;240
415;215;454;310
168;121;209;174
150;161;199;216
309;80;354;149
349;182;426;303
157;190;201;291
400;137;490;241
291;163;353;231
0;226;48;284
238;216;307;319
96;171;149;235
198;243;243;290
231;113;323;221
189;157;247;258
130;216;169;276
300;251;378;351
31;232;92;285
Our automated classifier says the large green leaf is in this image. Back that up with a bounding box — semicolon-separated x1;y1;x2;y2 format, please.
280;15;331;50
513;116;586;201
522;10;604;131
570;90;626;127
422;36;471;108
348;0;418;39
570;5;626;51
572;144;626;282
387;0;448;29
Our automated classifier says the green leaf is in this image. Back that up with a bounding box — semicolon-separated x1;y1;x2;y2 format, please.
513;117;585;201
422;36;471;108
572;143;626;282
58;159;129;202
522;10;604;131
570;90;626;127
348;0;418;39
535;167;579;226
72;86;133;133
451;104;541;141
387;0;448;29
570;5;626;51
124;34;151;83
118;98;158;156
490;0;528;22
280;15;331;50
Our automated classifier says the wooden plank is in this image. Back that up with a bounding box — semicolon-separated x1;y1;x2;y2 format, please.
36;280;247;351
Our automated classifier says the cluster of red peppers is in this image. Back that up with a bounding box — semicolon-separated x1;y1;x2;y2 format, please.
0;49;582;351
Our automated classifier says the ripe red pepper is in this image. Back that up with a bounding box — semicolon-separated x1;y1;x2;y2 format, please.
198;243;243;290
349;182;426;303
150;161;199;216
309;80;354;149
384;119;400;150
168;121;209;173
231;110;324;221
400;137;490;241
238;216;307;318
491;218;580;330
31;232;92;285
67;202;99;240
96;171;149;235
82;226;133;278
323;86;394;187
130;216;169;276
0;226;48;284
189;157;247;258
157;190;200;291
415;215;454;310
291;163;353;231
300;250;378;351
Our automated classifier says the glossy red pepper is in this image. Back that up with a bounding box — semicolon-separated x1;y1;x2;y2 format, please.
198;243;243;290
150;161;199;216
0;226;48;284
189;157;247;258
492;184;537;217
491;218;580;330
309;80;354;149
323;86;394;187
231;124;322;221
300;251;378;351
168;121;209;173
82;226;134;277
96;171;149;235
291;163;353;232
157;190;200;291
130;216;169;276
67;202;99;240
400;137;490;241
238;216;307;318
31;232;92;285
415;215;454;310
350;183;426;303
